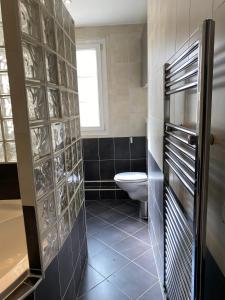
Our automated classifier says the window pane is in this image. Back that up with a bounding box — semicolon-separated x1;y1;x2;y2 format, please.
77;48;101;128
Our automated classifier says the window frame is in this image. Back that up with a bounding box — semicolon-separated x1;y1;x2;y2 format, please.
76;39;109;136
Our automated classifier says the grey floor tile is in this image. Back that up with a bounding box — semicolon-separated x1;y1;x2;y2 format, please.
133;226;151;245
97;208;128;224
134;249;158;276
114;202;139;216
87;236;109;258
86;203;108;215
114;216;146;235
86;216;109;235
108;262;158;299
97;199;126;208
88;247;130;278
93;224;129;246
138;282;164;300
111;236;150;260
78;279;129;300
78;265;105;297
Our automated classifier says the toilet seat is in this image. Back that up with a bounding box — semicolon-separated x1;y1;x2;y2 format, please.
114;172;147;183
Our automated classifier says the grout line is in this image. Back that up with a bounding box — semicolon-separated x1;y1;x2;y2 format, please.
135;280;160;300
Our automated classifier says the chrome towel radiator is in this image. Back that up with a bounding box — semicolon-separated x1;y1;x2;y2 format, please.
163;20;215;300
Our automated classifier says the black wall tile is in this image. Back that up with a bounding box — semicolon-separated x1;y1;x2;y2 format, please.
71;218;80;268
35;256;61;300
83;139;99;160
85;190;100;200
0;163;20;199
74;259;82;297
115;159;131;174
131;159;147;172
99;138;114;159
116;190;129;200
130;137;146;159
100;190;116;200
63;277;75;300
114;138;130;159
100;160;115;180
58;236;74;297
78;205;87;246
84;160;100;181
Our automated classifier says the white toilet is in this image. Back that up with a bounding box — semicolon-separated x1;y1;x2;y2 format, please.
114;172;148;219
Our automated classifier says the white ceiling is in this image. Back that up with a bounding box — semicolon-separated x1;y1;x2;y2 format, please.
66;0;147;27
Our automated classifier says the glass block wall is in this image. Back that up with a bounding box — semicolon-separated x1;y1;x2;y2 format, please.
0;7;16;163
1;0;85;271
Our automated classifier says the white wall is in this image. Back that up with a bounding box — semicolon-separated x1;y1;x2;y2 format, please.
147;0;225;276
76;24;147;138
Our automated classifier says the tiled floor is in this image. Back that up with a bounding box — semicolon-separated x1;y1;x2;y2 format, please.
77;199;164;300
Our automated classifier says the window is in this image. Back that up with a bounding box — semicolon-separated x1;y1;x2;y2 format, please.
76;40;108;135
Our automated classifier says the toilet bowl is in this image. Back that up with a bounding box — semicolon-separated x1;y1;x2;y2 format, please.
114;172;148;219
114;172;148;201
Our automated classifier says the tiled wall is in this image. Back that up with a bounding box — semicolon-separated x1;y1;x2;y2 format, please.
83;137;147;200
27;204;87;300
76;25;148;138
147;0;225;296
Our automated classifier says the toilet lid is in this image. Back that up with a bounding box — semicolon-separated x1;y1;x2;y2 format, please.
114;172;147;183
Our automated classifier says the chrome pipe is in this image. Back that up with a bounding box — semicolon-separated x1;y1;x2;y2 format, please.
166;68;198;88
165;137;196;160
165;152;195;184
166;81;198;95
165;159;195;196
165;145;195;172
166;41;199;71
165;131;196;148
165;122;197;136
166;54;198;80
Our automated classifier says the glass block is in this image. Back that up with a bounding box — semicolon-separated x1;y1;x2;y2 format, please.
74;166;80;188
23;42;43;80
46;51;58;84
37;193;57;233
58;210;70;246
63;7;70;34
19;0;41;40
34;159;53;198
0;24;4;46
65;37;71;64
0;48;7;71
70;20;75;43
3;119;14;140
55;182;68;216
75;191;81;214
55;0;63;25
5;142;17;162
1;97;12;118
58;60;67;87
51;122;64;152
68;93;75;117
0;142;5;162
48;88;61;119
65;147;72;172
30;126;51;161
66;64;73;89
72;68;78;91
70;119;76;142
75;118;81;139
41;225;58;269
26;85;47;121
54;152;65;183
64;121;71;146
71;43;76;67
67;171;75;200
78;162;84;182
0;73;10;94
61;92;69;118
56;26;64;58
0;125;2;141
74;94;79;116
41;11;56;50
77;139;82;161
40;0;54;15
69;198;76;227
72;142;77;165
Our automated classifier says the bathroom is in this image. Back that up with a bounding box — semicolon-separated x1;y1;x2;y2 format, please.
0;0;225;299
